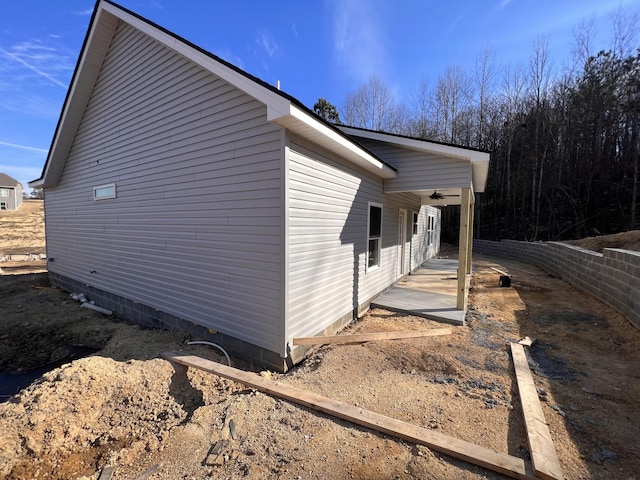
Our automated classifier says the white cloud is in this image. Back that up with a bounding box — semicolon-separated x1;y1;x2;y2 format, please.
0;141;48;153
257;30;278;58
0;47;66;88
70;8;93;16
0;40;73;89
331;0;389;83
500;0;514;8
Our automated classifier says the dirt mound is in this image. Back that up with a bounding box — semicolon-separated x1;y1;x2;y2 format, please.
564;229;640;253
1;357;185;478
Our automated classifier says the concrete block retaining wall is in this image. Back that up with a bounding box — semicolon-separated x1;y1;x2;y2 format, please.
474;239;640;329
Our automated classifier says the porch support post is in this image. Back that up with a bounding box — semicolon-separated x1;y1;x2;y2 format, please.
466;197;474;275
457;187;471;310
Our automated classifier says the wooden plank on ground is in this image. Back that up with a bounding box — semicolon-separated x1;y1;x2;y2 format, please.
292;328;452;345
162;351;534;480
97;466;115;480
491;267;510;276
510;342;564;480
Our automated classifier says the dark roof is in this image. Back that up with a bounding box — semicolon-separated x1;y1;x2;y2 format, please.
0;173;20;187
341;124;492;154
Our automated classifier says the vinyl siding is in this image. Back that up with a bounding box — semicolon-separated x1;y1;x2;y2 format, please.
44;22;285;353
411;206;441;270
353;138;471;193
286;137;422;343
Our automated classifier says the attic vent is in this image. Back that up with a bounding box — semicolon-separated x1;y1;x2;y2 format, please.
94;183;116;200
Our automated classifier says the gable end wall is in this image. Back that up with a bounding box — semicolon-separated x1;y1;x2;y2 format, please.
44;22;286;354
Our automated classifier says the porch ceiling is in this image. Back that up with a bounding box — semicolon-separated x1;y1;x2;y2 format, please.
338;126;490;201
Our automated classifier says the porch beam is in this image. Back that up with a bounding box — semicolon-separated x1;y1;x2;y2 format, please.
457;187;471;310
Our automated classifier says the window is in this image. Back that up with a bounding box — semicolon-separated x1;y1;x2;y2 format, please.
0;189;9;197
0;202;6;210
367;203;382;270
412;212;419;235
93;183;116;200
427;215;435;246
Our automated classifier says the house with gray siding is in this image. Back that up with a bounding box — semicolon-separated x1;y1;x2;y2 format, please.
0;173;24;211
30;0;489;370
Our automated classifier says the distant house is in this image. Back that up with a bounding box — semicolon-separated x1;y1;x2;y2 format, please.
30;0;489;370
0;173;24;211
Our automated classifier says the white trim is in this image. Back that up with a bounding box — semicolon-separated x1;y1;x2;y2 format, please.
93;183;116;200
277;104;396;179
398;209;408;278
366;202;383;273
282;140;291;356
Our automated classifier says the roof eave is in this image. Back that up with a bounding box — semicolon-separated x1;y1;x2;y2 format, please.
339;125;490;192
269;105;396;179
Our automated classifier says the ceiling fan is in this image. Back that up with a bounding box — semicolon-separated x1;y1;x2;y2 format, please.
429;190;459;200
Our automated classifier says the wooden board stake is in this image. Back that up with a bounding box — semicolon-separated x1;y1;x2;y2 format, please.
490;266;510;276
162;351;533;480
97;466;115;480
293;328;452;345
510;342;564;480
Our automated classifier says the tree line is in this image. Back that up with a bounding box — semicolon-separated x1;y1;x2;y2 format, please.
315;11;639;241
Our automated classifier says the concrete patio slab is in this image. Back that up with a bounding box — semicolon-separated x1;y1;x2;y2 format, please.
370;258;467;325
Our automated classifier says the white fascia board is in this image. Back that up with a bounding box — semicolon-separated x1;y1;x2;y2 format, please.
472;162;489;193
270;105;396;179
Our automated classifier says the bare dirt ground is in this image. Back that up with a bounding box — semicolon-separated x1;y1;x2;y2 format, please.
0;200;46;274
1;209;639;479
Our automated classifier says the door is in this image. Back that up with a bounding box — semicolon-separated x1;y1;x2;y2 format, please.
398;209;407;277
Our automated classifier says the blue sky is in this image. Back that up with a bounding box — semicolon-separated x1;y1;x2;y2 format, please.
1;0;638;192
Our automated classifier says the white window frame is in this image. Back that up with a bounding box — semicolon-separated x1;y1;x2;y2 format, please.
0;188;9;197
367;202;383;272
93;183;117;200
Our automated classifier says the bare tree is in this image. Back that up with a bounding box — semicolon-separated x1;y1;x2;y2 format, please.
342;76;401;132
473;45;498;149
432;66;473;144
572;16;597;70
611;5;639;59
406;77;431;138
528;37;554;240
500;63;527;202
